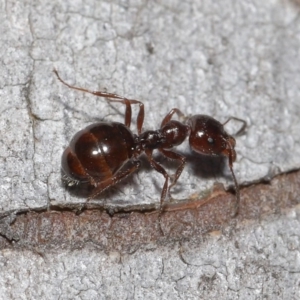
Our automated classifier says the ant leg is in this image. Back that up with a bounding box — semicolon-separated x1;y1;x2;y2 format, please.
87;160;141;200
161;108;185;127
223;117;247;136
53;69;145;134
227;145;240;217
159;149;186;199
105;98;144;134
229;162;240;217
145;149;170;218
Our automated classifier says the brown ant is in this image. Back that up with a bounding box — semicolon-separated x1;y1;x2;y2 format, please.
54;69;246;218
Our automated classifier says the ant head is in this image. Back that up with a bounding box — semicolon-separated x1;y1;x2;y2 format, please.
188;115;236;162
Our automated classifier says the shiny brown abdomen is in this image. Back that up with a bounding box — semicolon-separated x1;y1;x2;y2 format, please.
62;122;136;183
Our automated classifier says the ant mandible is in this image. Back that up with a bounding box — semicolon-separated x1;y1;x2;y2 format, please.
54;69;246;217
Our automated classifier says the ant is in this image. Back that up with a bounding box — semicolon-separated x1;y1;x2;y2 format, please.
54;69;246;219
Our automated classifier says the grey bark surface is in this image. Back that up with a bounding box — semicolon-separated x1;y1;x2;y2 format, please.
0;0;300;299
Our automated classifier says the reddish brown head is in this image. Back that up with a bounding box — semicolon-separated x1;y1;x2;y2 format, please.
188;114;240;215
188;115;236;164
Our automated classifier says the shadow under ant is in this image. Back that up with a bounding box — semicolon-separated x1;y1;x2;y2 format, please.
62;150;228;208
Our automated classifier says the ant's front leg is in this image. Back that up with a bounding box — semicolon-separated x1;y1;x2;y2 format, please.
161;108;185;127
223;117;247;136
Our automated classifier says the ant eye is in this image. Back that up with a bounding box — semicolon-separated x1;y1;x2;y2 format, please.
207;137;214;144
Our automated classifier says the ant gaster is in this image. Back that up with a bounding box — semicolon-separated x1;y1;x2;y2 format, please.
54;69;246;217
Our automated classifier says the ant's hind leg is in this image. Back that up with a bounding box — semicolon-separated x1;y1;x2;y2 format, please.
145;149;170;232
159;149;186;199
53;69;145;133
87;160;141;201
